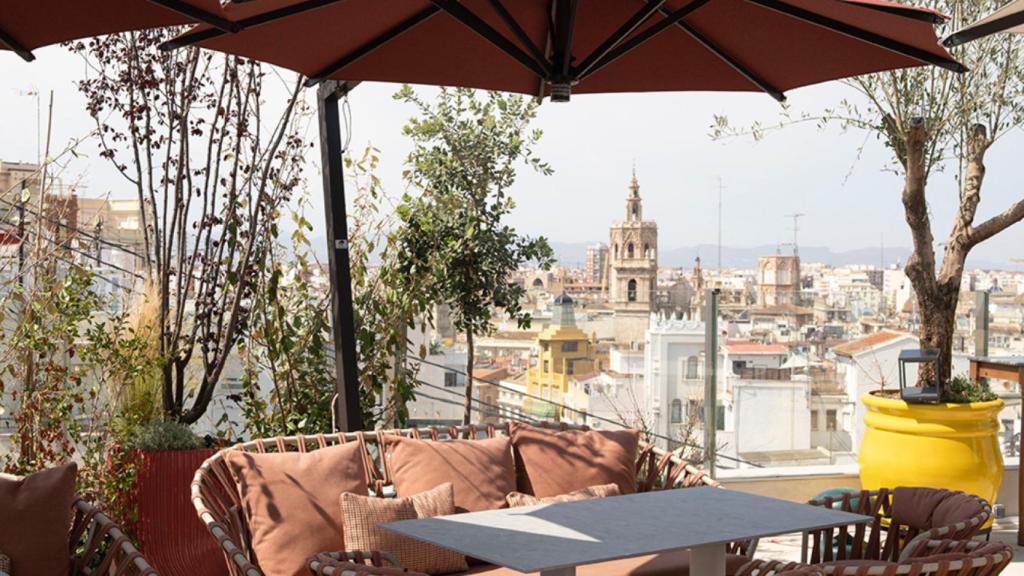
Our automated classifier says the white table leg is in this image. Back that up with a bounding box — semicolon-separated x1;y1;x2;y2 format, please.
691;544;727;576
541;567;576;576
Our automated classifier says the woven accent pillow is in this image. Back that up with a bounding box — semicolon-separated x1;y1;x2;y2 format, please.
0;551;10;576
506;482;621;507
0;463;77;576
340;483;468;575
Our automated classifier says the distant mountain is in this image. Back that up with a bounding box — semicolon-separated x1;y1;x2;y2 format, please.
550;241;1017;271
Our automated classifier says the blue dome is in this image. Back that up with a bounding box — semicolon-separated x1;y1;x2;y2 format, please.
553;293;574;305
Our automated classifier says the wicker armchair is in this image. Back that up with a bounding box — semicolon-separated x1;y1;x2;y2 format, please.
743;539;1013;576
70;499;159;576
800;488;990;565
193;422;753;576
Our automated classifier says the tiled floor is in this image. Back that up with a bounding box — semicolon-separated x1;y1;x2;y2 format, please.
752;516;1024;574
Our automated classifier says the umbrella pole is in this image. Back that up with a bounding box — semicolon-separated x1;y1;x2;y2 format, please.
317;80;364;433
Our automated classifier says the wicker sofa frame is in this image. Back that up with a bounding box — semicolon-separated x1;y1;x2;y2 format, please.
742;539;1012;576
799;489;991;565
193;423;751;576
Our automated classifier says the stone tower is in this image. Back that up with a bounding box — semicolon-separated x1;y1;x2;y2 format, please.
608;172;658;345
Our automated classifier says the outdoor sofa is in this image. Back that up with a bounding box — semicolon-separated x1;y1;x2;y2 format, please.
193;422;756;576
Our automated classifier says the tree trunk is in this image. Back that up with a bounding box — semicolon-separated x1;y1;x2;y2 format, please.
463;330;474;426
914;284;959;386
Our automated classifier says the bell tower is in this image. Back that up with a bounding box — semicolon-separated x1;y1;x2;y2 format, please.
608;171;658;345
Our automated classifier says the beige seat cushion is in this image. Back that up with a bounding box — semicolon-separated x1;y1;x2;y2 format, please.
506;483;621;507
510;423;640;497
0;463;77;576
457;550;750;576
341;483;468;575
385;435;515;513
225;442;369;576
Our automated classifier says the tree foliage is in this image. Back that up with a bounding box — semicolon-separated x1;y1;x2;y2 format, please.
72;29;309;422
712;0;1024;384
395;87;555;424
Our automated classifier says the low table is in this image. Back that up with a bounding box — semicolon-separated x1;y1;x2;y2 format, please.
382;487;871;576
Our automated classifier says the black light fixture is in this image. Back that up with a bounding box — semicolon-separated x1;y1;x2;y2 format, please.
898;348;942;403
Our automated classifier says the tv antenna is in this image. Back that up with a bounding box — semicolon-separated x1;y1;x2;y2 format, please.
785;212;805;257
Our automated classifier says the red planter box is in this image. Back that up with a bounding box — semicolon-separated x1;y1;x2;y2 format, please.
134;448;227;576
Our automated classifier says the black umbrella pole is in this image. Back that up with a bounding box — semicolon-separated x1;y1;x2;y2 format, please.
317;80;363;433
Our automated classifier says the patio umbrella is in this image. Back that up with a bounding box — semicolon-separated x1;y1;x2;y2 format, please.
166;0;962;102
170;0;962;433
0;0;342;62
942;0;1024;46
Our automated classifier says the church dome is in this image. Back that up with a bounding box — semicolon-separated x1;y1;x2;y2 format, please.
553;293;574;305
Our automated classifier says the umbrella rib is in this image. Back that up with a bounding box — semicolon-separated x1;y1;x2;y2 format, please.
577;0;714;82
0;27;34;62
145;0;241;33
161;0;348;51
431;0;551;78
553;0;580;79
305;6;441;87
658;7;786;102
746;0;965;72
576;0;668;79
943;9;1024;46
488;0;551;72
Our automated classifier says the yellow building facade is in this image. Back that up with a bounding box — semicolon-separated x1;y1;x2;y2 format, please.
526;294;604;419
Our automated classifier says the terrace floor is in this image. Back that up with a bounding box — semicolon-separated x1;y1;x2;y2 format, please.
753;516;1024;574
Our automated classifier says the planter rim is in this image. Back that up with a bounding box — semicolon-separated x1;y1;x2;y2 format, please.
863;390;1004;412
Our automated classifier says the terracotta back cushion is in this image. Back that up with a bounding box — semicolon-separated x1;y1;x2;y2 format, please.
0;463;77;576
931;492;986;529
225;442;369;576
890;488;986;532
384;435;515;513
510;423;639;497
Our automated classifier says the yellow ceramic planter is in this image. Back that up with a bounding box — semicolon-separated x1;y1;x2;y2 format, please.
859;392;1004;514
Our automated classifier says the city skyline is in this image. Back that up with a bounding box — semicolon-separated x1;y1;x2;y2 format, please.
2;46;1022;267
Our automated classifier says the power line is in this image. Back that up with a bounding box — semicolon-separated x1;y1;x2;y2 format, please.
0;217;144;280
410;355;761;468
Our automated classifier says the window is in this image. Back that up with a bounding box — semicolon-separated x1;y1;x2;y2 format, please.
444;372;459;388
627;243;635;258
628;279;637;302
686;356;699;380
811;410;820;432
826;410;838;431
543;360;549;373
566;360;574;375
644;243;650;258
670;399;682;424
614;244;619;258
716;405;726;431
687;399;701;421
223;377;244;392
562;341;578;353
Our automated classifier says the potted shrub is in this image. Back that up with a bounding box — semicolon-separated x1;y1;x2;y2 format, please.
859;375;1003;517
131;421;225;576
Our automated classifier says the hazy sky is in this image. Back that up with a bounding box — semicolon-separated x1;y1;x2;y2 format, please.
2;45;1022;266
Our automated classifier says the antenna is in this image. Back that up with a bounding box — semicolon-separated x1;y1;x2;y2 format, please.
785;212;805;257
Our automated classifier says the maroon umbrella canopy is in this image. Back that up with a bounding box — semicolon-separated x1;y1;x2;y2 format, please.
167;0;962;102
0;0;237;61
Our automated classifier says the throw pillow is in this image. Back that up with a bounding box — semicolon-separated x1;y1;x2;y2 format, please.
0;463;77;576
509;423;639;497
340;483;467;575
384;435;515;513
225;442;369;576
506;482;621;507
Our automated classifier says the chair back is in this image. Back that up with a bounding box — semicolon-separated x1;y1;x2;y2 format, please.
804;488;990;564
192;422;720;576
